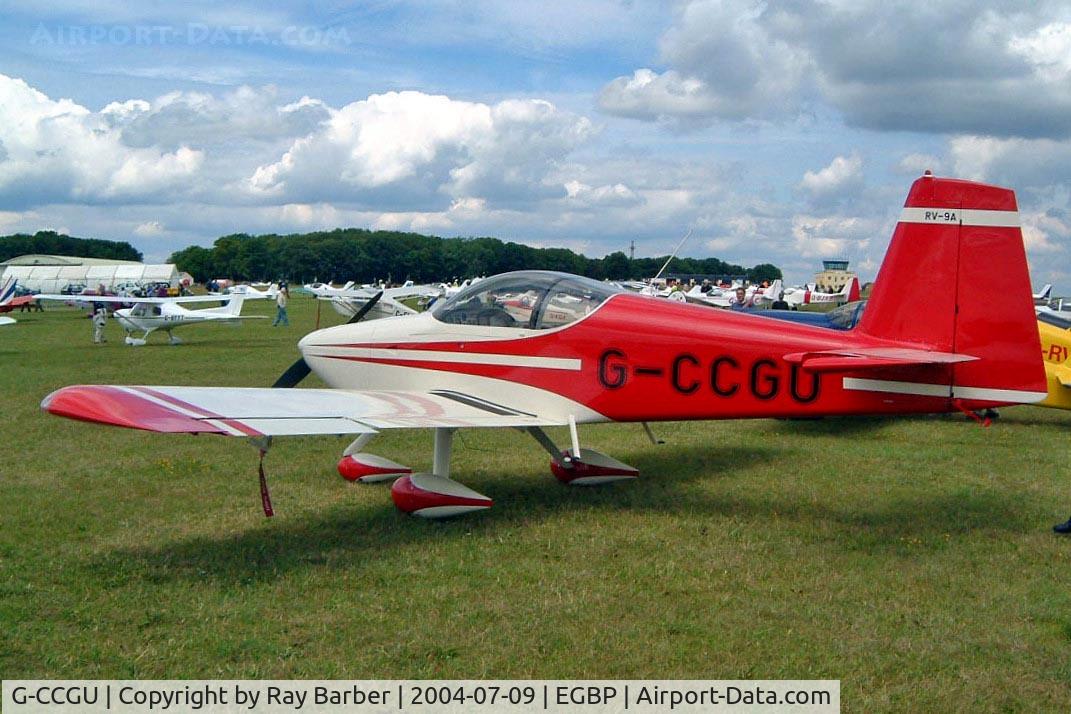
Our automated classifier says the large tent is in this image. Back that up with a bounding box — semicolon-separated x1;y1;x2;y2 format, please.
0;255;180;293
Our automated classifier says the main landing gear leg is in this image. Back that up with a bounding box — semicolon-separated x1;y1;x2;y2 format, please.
523;424;640;486
167;330;182;345
390;428;492;519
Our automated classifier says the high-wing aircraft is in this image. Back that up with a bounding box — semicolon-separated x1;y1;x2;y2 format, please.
42;175;1048;520
326;282;443;320
36;292;264;345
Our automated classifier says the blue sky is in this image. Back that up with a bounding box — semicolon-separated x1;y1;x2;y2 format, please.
1;1;1069;286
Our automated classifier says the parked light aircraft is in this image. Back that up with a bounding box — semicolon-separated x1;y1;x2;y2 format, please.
684;279;783;308
303;281;356;298
1034;308;1071;410
217;283;278;300
439;278;482;299
42;175;1048;520
36;292;263;345
327;282;443;321
0;277;39;314
782;277;861;308
0;277;20;324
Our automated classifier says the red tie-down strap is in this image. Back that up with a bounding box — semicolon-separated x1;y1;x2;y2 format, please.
258;448;274;517
953;399;992;428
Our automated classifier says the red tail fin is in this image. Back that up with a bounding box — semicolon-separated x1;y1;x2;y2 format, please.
846;276;860;302
858;173;1046;403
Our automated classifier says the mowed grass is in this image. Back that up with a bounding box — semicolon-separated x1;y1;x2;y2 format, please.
2;295;1071;711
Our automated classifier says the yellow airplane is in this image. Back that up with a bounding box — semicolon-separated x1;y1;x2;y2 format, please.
1037;311;1071;410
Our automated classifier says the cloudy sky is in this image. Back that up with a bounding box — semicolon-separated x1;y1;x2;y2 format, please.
1;1;1069;285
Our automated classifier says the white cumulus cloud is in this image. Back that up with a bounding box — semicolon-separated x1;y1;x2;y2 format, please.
248;91;594;209
799;154;864;200
0;74;203;207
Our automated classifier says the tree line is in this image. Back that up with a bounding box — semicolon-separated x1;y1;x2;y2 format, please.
0;231;142;263
168;229;782;284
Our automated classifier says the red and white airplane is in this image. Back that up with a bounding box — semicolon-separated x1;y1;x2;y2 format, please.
0;277;17;325
0;277;39;316
42;174;1047;519
783;277;861;308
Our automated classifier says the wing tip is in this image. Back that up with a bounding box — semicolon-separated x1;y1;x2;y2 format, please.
42;385;220;433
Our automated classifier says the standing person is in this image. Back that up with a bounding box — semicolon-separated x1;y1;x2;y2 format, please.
771;292;790;310
729;287;752;311
272;284;290;326
92;307;108;344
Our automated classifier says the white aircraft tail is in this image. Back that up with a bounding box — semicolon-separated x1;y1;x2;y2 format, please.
1034;284;1052;301
0;276;16;306
207;292;247;316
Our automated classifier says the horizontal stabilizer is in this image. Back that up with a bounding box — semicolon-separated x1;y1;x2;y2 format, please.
1051;365;1071;388
783;347;978;373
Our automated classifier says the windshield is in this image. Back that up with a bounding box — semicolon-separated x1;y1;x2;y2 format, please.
432;271;622;329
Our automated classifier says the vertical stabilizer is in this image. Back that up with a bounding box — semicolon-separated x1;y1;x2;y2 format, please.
858;173;1045;401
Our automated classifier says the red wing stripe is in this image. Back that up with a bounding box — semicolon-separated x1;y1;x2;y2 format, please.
132;387;224;419
219;419;263;437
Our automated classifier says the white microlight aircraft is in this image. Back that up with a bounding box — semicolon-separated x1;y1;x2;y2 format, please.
303;281;356;298
326;281;443;321
683;279;783;308
36;292;264;345
217;283;279;300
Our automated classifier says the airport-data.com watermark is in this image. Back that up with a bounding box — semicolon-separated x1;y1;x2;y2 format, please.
29;23;352;47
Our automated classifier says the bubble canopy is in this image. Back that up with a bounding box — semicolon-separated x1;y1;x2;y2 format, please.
432;271;624;330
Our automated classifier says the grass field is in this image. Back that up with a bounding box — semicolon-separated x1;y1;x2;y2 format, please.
2;295;1070;711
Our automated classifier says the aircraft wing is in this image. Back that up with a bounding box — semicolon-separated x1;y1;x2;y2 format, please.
35;294;239;304
783;347;978;373
42;385;562;437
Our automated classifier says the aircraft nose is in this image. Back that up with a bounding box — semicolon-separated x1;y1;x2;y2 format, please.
297;319;377;356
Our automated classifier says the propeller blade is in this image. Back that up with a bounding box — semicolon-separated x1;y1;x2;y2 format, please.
272;357;312;388
347;291;383;324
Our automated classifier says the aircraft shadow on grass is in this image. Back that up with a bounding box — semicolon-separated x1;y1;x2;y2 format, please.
766;415;896;436
94;442;1035;585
